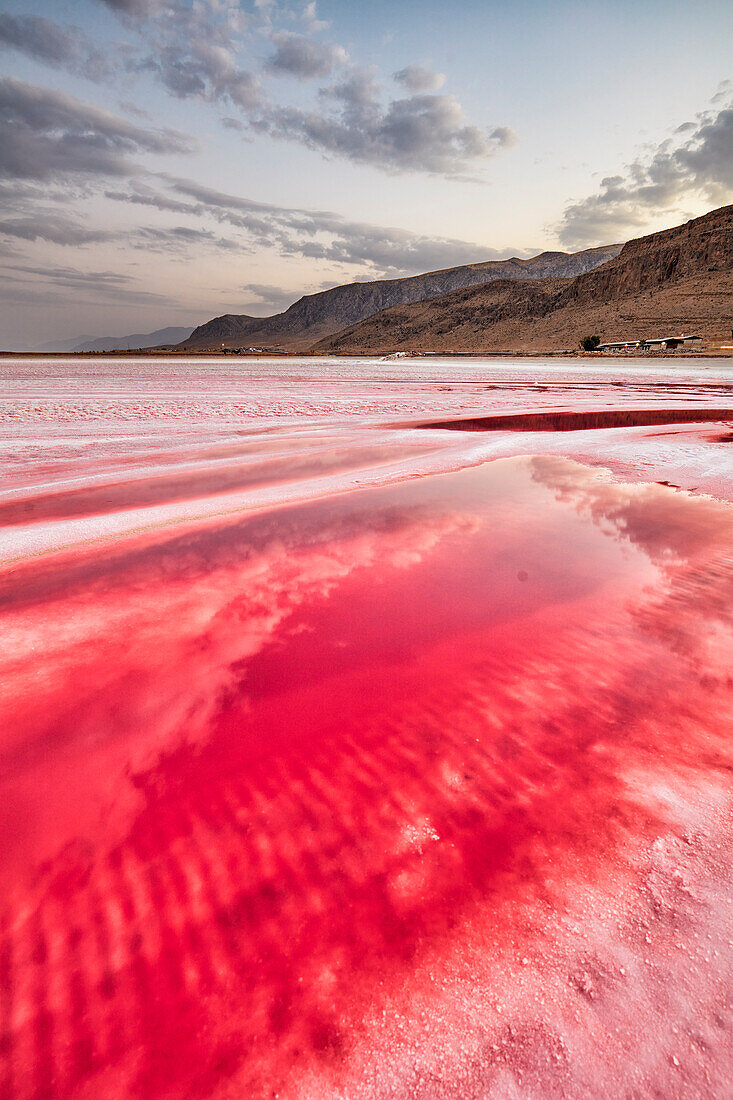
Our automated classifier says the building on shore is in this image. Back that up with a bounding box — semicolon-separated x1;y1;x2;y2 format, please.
596;334;702;351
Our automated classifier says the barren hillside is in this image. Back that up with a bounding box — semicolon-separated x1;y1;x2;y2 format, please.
180;244;620;351
318;205;733;354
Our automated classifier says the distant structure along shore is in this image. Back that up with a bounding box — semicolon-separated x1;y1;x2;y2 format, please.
595;334;703;352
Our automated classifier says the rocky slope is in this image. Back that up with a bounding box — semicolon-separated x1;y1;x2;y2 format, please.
181;244;620;351
556;203;733;310
319;205;733;353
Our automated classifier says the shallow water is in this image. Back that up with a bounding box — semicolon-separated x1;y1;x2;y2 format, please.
2;444;733;1098
1;357;732;1098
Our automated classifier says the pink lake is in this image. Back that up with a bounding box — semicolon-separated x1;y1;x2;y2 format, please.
1;356;732;1099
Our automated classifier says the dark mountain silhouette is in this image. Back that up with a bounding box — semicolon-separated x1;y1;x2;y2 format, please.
71;326;196;352
30;326;197;353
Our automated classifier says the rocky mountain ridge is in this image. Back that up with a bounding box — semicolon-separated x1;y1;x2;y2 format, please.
181;244;621;351
318;205;733;353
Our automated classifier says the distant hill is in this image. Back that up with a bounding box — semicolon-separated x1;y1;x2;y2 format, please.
71;326;196;352
181;244;621;351
34;335;95;353
31;326;195;353
318;205;733;353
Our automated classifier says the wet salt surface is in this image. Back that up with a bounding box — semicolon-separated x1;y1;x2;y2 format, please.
1;357;733;1098
1;355;732;552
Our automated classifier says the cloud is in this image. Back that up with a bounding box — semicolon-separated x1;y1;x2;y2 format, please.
0;261;175;305
98;0;166;16
240;282;297;312
267;32;348;79
0;77;194;181
2;263;135;287
118;100;151;119
104;182;196;214
108;176;515;276
267;81;514;175
0;203;240;254
0;214;116;245
393;64;445;93
0;13;110;80
301;2;329;33
0;209;234;253
711;78;731;105
92;0;512;178
134;225;240;252
139;43;260;110
321;68;380;113
292;224;497;274
558;99;733;248
97;0;263;110
489;125;516;148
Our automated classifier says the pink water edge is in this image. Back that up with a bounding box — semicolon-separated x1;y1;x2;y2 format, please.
1;356;732;1099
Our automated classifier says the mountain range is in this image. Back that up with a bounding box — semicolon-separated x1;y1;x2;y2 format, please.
318;204;733;353
34;326;196;354
28;204;733;357
181;245;621;351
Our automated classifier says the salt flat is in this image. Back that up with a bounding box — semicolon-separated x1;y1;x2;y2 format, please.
0;356;732;1099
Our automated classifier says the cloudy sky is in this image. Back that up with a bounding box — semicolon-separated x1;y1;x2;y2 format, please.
0;0;731;347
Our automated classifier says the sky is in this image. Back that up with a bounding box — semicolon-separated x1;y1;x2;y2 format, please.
0;0;731;347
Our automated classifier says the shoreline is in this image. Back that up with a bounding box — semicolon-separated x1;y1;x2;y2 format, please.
2;348;732;360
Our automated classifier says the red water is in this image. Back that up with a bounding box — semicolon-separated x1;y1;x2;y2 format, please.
1;454;733;1098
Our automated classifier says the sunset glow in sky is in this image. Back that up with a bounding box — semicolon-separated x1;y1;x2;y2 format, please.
0;0;731;345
